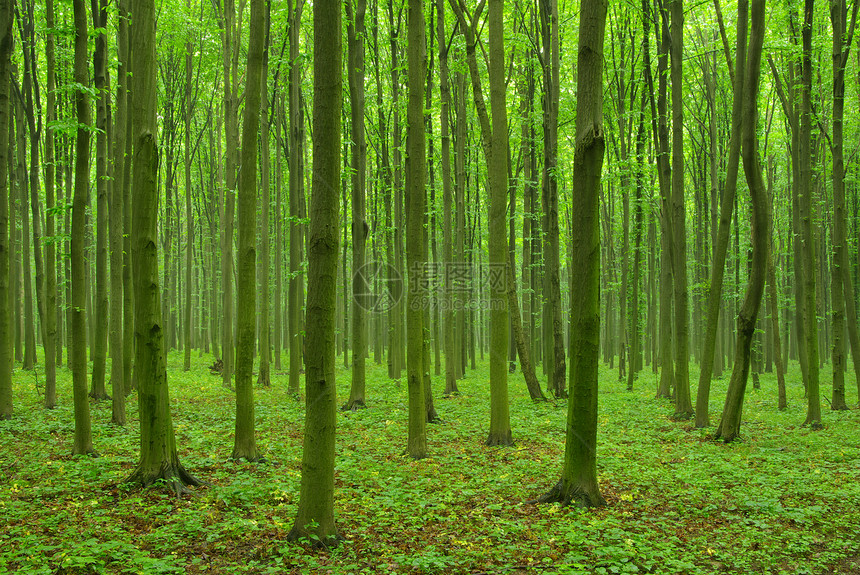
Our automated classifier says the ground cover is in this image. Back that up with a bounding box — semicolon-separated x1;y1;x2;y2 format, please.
2;352;859;574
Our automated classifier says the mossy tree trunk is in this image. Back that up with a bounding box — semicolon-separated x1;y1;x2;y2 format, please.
539;0;607;508
405;0;428;459
232;0;265;462
289;0;341;545
126;0;199;493
43;0;59;409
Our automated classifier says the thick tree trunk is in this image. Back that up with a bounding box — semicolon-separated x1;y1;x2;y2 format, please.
88;0;110;401
43;0;59;409
539;0;607;507
289;0;342;545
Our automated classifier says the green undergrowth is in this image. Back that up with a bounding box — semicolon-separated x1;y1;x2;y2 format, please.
2;350;859;574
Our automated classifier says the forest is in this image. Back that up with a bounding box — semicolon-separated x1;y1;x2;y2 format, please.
1;0;860;572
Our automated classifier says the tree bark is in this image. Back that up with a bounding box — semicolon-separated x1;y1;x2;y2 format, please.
345;0;368;411
0;0;12;420
539;0;607;507
71;0;95;455
715;0;769;442
289;0;342;545
232;0;266;462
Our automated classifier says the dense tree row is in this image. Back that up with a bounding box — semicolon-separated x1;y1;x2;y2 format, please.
0;0;858;542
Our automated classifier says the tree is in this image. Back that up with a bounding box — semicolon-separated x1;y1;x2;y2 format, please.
287;0;304;396
539;0;607;507
0;0;12;421
694;0;746;428
289;0;342;545
450;0;512;446
126;0;199;492
669;0;693;420
345;0;369;411
110;0;129;424
71;0;95;455
232;0;265;462
798;0;822;429
89;0;110;401
405;0;428;459
715;0;769;442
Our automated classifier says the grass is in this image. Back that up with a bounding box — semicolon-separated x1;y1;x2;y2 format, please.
2;348;860;574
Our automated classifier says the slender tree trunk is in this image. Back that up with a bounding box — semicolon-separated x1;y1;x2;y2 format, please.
183;2;194;373
88;0;110;400
43;0;59;408
715;0;769;442
71;0;95;455
256;2;271;388
829;0;860;407
405;0;428;459
799;0;822;428
669;0;693;419
289;0;342;544
232;0;265;462
110;0;129;423
0;0;12;420
540;0;565;399
287;0;303;395
345;0;368;410
694;0;747;428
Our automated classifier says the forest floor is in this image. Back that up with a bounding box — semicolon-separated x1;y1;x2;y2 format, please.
2;351;860;575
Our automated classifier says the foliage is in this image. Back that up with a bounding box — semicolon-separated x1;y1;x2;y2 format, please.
2;351;859;574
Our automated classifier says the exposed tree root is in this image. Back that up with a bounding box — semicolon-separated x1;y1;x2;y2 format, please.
485;431;513;447
533;479;606;508
126;461;202;496
341;399;367;412
286;526;344;549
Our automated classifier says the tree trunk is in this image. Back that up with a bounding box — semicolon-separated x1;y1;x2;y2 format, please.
715;0;769;442
540;0;565;399
232;0;265;462
345;0;368;411
43;0;59;408
110;0;129;423
539;0;607;507
0;0;12;420
287;0;303;395
71;0;95;455
256;2;271;388
405;0;428;459
183;2;194;373
799;0;822;428
289;0;342;545
694;0;746;428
